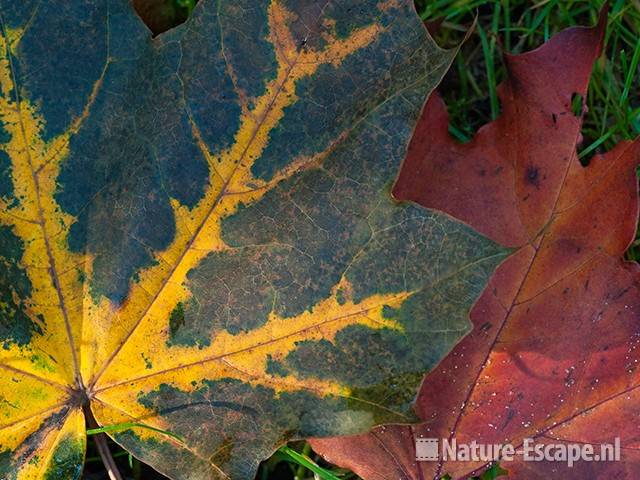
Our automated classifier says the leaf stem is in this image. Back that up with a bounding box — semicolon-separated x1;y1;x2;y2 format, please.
83;405;123;480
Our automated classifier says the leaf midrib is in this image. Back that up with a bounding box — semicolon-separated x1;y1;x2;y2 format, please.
0;12;82;389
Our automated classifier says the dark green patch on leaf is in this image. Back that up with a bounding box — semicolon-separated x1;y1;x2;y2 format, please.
43;434;84;480
0;225;41;347
168;302;186;341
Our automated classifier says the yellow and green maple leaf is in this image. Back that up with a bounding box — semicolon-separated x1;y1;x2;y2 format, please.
0;0;507;478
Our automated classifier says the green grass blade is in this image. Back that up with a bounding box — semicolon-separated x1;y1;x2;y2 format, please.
477;22;499;120
621;37;640;105
578;128;616;159
278;446;343;480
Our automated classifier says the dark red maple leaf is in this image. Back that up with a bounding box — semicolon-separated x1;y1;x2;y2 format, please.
312;9;640;479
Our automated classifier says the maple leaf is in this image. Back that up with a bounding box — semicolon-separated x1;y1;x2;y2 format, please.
311;9;640;480
0;1;508;478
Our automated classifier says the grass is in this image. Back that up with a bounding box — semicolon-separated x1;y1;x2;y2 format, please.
84;0;640;478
